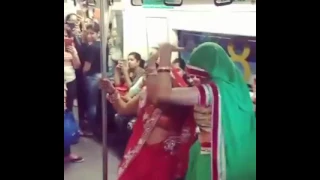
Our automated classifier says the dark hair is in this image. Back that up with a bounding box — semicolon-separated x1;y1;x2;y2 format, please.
172;58;186;70
65;13;77;22
128;52;144;68
128;52;142;61
86;22;100;33
139;60;145;68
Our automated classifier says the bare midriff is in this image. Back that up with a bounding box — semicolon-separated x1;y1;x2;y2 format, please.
194;105;212;143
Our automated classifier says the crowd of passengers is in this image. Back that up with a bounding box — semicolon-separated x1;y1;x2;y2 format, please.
64;12;257;163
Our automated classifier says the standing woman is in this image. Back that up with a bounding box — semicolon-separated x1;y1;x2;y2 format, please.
155;42;256;180
64;35;81;112
100;49;196;180
64;43;83;162
65;14;90;130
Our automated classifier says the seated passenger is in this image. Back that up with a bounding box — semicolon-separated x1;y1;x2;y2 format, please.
114;52;145;94
100;46;196;180
172;57;186;70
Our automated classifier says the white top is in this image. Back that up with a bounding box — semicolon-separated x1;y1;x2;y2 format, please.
128;76;144;98
64;65;76;83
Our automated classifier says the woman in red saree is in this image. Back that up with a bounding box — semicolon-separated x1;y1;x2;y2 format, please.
100;49;196;180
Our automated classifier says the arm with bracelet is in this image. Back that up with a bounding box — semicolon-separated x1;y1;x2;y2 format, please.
155;43;199;105
155;42;256;180
145;48;159;103
100;78;139;116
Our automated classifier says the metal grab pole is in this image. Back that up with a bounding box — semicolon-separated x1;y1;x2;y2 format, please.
99;0;110;179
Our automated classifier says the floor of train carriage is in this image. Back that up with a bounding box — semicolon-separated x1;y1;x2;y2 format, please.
64;105;122;180
64;137;120;180
64;137;119;180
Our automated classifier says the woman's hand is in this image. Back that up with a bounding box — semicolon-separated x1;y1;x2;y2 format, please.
77;14;84;24
149;48;159;62
66;46;78;56
158;43;184;65
119;60;129;72
100;78;116;94
158;43;174;66
159;43;184;52
146;48;159;69
115;64;122;72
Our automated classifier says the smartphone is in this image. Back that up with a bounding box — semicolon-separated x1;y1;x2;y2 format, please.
64;38;73;47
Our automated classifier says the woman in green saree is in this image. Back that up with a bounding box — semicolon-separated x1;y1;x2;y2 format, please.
155;42;256;180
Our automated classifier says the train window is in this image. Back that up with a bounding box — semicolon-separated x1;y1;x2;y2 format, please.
178;31;256;84
131;0;143;6
214;0;233;6
164;0;182;6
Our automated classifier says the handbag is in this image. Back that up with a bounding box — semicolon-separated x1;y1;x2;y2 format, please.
64;110;80;147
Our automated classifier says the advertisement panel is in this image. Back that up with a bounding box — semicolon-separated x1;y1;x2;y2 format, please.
178;30;256;83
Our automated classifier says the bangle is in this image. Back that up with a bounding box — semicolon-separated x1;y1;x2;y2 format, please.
157;66;171;73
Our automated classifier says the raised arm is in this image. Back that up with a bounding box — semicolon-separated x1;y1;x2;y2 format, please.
114;65;122;86
100;78;139;115
156;43;202;106
121;61;133;87
66;45;81;69
145;48;160;103
108;92;140;115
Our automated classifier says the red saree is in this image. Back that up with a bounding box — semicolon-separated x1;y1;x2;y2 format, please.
118;100;196;180
118;68;196;180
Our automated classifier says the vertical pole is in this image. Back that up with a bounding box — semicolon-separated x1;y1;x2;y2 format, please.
99;0;109;180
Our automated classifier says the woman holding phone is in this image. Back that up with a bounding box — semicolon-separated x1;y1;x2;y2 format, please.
64;71;83;163
64;34;81;112
112;53;146;148
114;52;145;92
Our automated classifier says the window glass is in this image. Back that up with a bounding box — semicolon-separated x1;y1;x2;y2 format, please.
178;30;256;84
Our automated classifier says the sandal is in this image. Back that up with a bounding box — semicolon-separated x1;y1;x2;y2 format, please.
64;154;84;163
